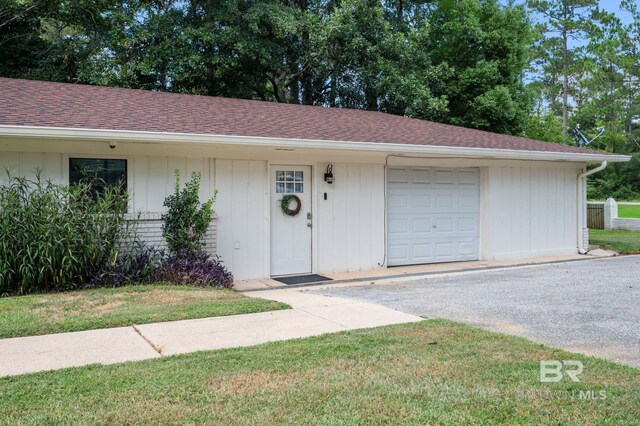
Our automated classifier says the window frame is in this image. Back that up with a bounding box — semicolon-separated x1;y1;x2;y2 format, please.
275;169;304;194
67;156;130;197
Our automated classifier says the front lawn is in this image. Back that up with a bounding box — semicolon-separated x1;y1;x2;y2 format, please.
589;229;640;254
618;204;640;219
0;285;289;338
1;320;639;424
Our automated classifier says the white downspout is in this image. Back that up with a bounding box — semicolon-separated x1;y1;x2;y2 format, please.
577;161;607;254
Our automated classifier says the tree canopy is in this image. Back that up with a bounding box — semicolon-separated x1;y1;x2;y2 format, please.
1;0;638;198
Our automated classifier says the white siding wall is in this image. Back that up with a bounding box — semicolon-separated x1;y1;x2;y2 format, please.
0;152;64;182
316;163;385;273
131;156;215;212
214;159;268;280
1;146;584;279
483;165;579;259
0;152;217;212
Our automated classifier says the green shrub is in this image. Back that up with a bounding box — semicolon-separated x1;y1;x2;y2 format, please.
162;171;215;257
0;173;130;294
0;170;229;294
588;154;640;201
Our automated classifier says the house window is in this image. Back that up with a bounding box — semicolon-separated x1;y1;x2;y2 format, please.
275;170;303;193
69;158;127;196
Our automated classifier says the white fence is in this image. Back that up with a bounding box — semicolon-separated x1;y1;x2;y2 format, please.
603;199;640;232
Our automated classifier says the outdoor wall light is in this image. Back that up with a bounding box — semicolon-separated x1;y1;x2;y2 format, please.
324;164;334;184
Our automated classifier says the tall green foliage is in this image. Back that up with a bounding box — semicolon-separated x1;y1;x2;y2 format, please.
427;0;533;134
571;6;639;155
588;154;640;200
527;0;600;141
2;0;638;196
527;0;640;198
162;171;215;257
0;173;129;294
0;0;531;130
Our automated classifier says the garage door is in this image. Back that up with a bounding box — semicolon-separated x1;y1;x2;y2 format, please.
387;167;480;266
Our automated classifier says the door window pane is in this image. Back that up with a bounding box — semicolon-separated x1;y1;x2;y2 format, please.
275;170;304;193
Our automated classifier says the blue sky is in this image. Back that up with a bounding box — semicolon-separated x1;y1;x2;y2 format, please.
598;0;634;25
508;0;635;25
510;0;636;49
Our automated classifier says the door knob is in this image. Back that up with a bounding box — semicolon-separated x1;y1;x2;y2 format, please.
307;212;312;220
307;222;312;228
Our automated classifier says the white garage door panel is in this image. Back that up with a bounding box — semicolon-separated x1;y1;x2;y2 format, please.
387;167;480;266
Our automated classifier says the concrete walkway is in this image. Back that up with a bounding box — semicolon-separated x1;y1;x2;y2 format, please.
0;289;421;377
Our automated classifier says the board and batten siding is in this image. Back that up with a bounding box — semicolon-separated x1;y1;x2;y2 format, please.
214;159;268;280
482;165;579;259
1;147;585;280
214;161;386;279
130;156;215;212
0;151;64;182
0;152;218;212
316;163;386;273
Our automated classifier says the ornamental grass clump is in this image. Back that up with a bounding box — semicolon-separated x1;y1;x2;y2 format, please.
161;171;233;288
0;173;131;294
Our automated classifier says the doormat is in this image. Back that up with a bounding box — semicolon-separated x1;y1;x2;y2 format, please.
272;274;333;285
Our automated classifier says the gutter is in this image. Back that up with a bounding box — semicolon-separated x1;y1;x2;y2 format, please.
0;125;632;163
577;161;608;254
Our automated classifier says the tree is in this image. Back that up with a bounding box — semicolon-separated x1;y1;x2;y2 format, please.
0;0;531;135
570;11;628;153
426;0;533;134
0;0;48;78
317;0;446;117
528;0;600;142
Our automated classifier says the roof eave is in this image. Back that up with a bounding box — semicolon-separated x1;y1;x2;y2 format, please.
0;125;631;163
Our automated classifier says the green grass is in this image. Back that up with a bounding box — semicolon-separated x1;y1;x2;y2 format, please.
618;204;640;219
0;285;289;338
590;229;640;254
1;320;638;424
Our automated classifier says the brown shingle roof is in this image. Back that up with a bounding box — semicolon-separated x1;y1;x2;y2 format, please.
0;77;601;155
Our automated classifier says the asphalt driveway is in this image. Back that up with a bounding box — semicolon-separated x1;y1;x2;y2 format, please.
313;256;640;368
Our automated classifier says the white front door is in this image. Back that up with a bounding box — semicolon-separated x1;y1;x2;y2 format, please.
270;166;312;276
387;167;480;266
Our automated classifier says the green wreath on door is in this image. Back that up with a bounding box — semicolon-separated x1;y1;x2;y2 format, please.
280;194;301;216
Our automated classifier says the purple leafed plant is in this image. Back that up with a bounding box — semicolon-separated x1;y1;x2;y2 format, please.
159;249;234;289
87;242;164;288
